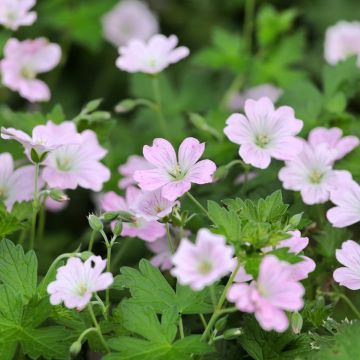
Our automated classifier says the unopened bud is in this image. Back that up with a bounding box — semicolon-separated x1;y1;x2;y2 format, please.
69;340;82;356
88;214;103;232
213;165;229;182
215;316;228;331
113;221;123;236
117;211;135;223
103;211;120;221
49;188;69;202
291;311;303;334
223;327;244;340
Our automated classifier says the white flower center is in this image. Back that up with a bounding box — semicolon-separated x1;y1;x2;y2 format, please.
255;134;270;148
169;164;186;180
308;170;324;184
21;67;36;79
56;156;74;172
197;259;213;274
76;282;89;296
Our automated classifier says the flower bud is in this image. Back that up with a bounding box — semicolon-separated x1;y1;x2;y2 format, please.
291;311;303;334
103;211;120;221
117;211;135;223
215;315;228;332
49;188;69;202
88;214;103;232
113;221;123;236
213;165;229;182
223;327;244;340
69;340;82;357
80;251;93;261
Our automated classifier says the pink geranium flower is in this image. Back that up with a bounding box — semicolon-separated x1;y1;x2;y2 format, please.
0;152;38;211
308;127;359;161
102;0;159;47
100;187;166;242
327;179;360;228
1;121;81;157
47;255;113;311
324;21;360;67
171;228;236;291
227;255;305;332
279;142;351;205
42;129;110;192
228;84;283;111
134;137;216;201
147;236;173;271
131;188;179;221
333;240;360;290
116;34;189;74
118;155;153;189
0;38;61;102
224;97;303;169
0;0;37;30
262;230;315;281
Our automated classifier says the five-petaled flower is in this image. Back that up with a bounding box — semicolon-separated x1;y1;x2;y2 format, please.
47;255;113;311
134;137;216;201
118;155;153;189
227;255;304;332
116;34;189;74
171;228;236;291
0;37;61;102
224;97;303;169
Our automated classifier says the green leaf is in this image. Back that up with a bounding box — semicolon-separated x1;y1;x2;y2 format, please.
0;239;37;300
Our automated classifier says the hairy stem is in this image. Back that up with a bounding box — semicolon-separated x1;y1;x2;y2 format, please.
88;303;110;353
152;75;169;137
186;192;208;217
166;223;175;254
30;162;40;249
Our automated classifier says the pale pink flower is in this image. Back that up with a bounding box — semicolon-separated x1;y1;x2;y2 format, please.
234;265;253;283
0;0;37;31
333;240;360;290
116;34;189;74
227;255;304;332
118;155;153;189
262;230;316;281
0;38;61;102
102;0;159;47
324;21;360;67
224;97;303;169
100;187;165;242
147;236;173;271
171;228;235;291
134;137;216;201
228;84;283;111
47;255;113;311
1;121;81;157
42;129;110;192
278;142;351;205
308;127;359;161
131;188;179;221
0;152;37;211
327;178;360;228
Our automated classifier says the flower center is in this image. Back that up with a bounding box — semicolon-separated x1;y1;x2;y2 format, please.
21;67;36;79
169;164;185;180
147;58;158;68
197;259;213;274
255;134;270;148
56;156;74;172
308;170;324;184
76;282;88;296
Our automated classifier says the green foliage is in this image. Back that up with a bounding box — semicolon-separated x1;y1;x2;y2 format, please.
116;259;218;314
0;240;72;359
104;301;212;360
238;315;312;360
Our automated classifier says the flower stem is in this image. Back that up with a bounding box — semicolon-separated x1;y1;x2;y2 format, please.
179;315;185;339
151;75;169;137
166;223;175;254
88;303;110;353
244;0;256;53
338;293;360;320
37;199;47;243
30;162;40;249
111;237;131;272
199;314;208;329
88;230;96;252
201;259;241;341
186;192;208;217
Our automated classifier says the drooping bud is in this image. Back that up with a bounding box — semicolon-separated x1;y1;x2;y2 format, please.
291;311;303;334
223;327;244;340
69;340;82;357
49;188;69;202
88;214;103;232
113;221;123;237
